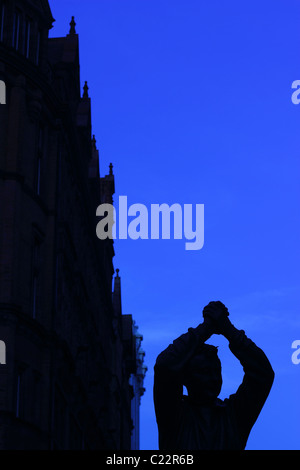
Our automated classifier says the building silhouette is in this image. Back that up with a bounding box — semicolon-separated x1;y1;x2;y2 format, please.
0;0;146;449
129;321;147;450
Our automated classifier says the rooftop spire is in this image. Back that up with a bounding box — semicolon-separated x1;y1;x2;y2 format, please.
83;81;89;98
69;16;76;34
109;163;113;175
112;268;121;319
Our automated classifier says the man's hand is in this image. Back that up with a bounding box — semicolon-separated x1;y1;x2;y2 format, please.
202;301;230;335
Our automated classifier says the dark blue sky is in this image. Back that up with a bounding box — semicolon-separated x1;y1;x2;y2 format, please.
50;0;300;449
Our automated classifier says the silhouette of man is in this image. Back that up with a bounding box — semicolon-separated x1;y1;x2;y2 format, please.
154;301;274;450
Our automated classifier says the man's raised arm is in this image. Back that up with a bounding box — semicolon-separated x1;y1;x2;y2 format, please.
154;319;214;375
153;318;213;444
204;301;275;448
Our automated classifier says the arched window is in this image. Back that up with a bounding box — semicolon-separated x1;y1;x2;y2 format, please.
12;9;22;51
0;2;5;42
24;17;32;58
36;29;41;65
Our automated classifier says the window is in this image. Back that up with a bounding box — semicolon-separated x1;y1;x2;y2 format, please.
31;372;42;425
24;18;31;58
54;255;59;310
36;30;41;65
0;3;5;42
36;155;41;195
15;372;21;417
31;271;38;319
31;237;41;319
54;386;68;448
35;125;44;195
15;367;25;418
12;10;22;51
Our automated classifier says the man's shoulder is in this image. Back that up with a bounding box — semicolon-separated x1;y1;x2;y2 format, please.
215;397;230;408
215;398;228;408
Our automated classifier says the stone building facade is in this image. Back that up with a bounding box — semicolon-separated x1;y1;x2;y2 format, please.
0;0;145;450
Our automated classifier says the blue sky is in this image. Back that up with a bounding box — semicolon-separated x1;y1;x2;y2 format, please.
50;0;300;450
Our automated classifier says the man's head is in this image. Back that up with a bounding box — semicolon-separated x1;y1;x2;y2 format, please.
183;344;222;404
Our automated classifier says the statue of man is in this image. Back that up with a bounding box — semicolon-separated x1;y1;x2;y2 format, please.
154;301;274;450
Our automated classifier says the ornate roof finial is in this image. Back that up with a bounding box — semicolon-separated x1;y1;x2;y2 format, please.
83;81;89;98
109;163;113;175
69;16;76;34
116;268;120;277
